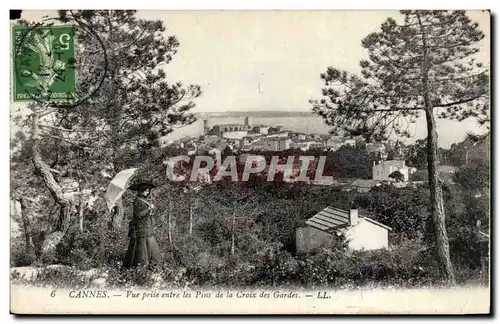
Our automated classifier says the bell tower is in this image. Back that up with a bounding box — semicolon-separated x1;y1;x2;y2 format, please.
203;119;209;135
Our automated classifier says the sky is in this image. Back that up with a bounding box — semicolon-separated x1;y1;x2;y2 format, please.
136;10;490;113
16;10;491;147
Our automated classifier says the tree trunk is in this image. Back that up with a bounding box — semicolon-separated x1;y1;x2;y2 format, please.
78;182;84;233
424;109;455;283
110;198;124;230
42;205;72;253
231;202;236;257
17;198;34;254
188;200;193;236
109;80;125;230
31;112;72;254
418;13;455;284
167;196;172;244
78;202;84;232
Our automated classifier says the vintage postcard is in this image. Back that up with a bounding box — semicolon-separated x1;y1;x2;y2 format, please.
9;9;491;314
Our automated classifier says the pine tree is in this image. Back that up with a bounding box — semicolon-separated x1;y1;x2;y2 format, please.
311;10;489;283
14;10;201;253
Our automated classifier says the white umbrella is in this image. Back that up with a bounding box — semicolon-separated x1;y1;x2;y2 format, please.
105;168;138;211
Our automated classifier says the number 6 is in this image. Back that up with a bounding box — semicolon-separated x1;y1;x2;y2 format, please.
59;34;71;50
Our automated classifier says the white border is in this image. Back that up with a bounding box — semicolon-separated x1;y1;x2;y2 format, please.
2;1;498;323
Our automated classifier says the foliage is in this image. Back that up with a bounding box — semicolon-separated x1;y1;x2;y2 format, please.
389;170;405;182
311;11;488;141
10;10;202;254
11;172;488;288
356;184;429;238
454;157;489;194
13;242;453;289
311;10;489;283
245;146;372;179
11;238;37;267
10;10;489;289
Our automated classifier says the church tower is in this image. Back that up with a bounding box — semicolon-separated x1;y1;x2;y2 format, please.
244;116;252;128
203;119;209;136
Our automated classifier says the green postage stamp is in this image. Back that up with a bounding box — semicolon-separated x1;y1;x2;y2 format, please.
12;25;76;102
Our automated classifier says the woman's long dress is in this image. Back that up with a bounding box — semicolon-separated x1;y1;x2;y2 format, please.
123;198;161;268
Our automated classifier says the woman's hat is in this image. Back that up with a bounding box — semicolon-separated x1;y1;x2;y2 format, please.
128;182;156;192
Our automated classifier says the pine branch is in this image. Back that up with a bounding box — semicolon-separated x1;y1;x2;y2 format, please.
371;107;423;112
434;95;487;108
38;124;89;133
40;133;93;149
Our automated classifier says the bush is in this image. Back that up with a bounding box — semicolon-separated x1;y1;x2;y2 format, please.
11;173;486;289
10;239;36;267
246;245;298;287
14;266;96;288
53;215;128;270
106;265;156;288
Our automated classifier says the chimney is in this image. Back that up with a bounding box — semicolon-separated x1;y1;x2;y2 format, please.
349;202;358;226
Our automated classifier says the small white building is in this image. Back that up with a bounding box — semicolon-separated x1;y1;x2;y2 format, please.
221;130;248;140
291;140;322;151
343;139;356;147
254;126;270;135
263;138;291;151
366;142;386;154
295;133;307;141
372;160;415;182
296;206;391;252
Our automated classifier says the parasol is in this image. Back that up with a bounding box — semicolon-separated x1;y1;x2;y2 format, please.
105;168;138;211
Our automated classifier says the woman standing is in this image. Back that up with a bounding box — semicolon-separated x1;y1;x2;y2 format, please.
123;183;161;268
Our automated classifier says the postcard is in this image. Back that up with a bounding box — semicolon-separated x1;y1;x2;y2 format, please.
9;9;490;314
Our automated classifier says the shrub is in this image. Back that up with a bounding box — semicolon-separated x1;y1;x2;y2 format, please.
106;265;156;288
246;246;297;287
54;216;128;270
289;242;443;288
10;239;36;267
17;266;95;288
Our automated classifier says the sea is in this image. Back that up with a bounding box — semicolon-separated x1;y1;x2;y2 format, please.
162;115;332;143
160;111;487;148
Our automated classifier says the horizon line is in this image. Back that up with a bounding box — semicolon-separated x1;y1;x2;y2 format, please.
194;110;314;114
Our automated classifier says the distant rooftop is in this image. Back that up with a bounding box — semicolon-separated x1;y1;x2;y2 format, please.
350;179;381;188
376;160;406;167
437;165;459;173
214;123;247;127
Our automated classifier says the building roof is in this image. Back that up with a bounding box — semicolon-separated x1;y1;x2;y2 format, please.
437;165;459;173
376;160;406;168
350;179;381;189
215;123;246;127
305;207;350;233
366;143;386;151
305;206;391;233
